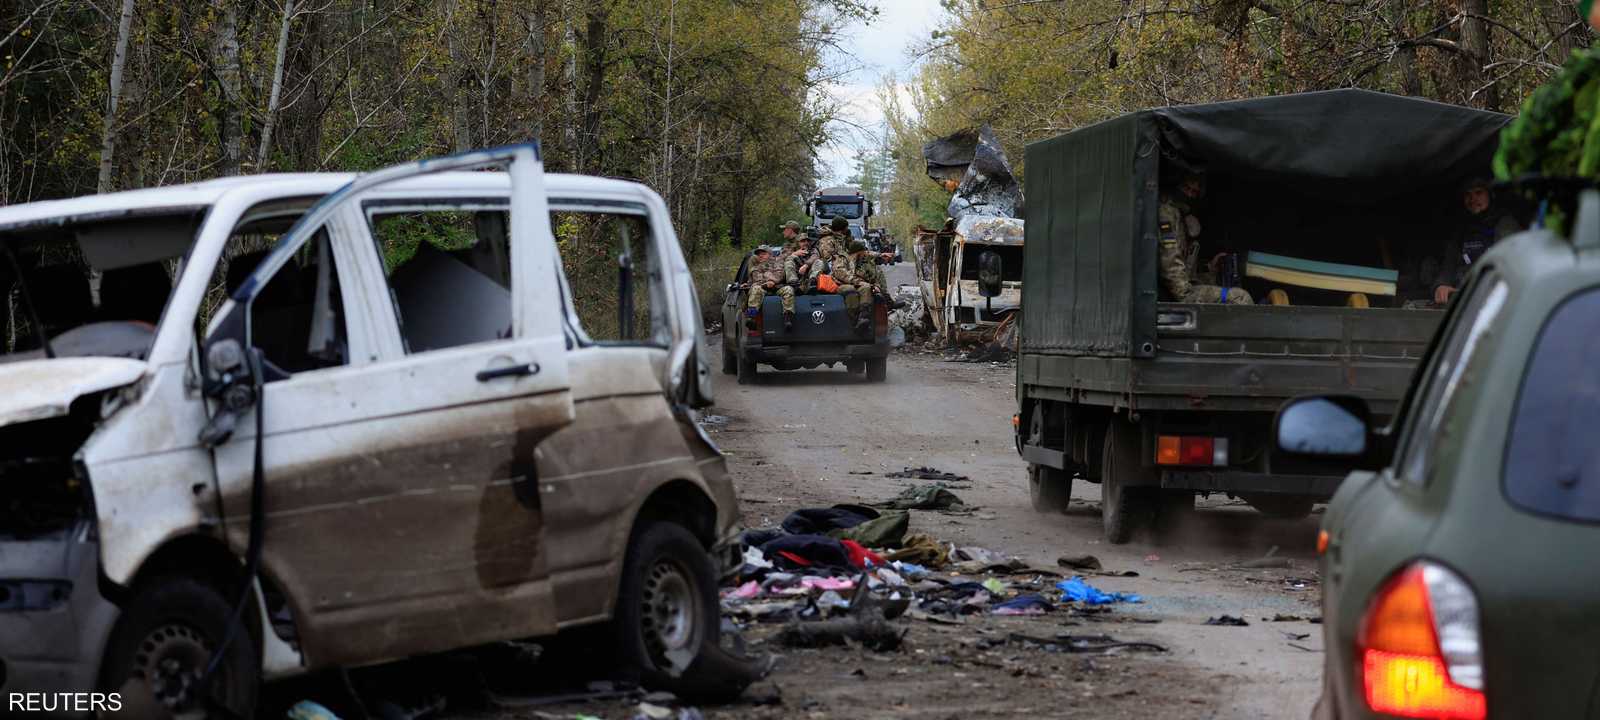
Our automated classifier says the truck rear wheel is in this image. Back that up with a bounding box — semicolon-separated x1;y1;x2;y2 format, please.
1028;464;1072;513
1100;418;1157;544
865;357;887;382
1246;494;1315;520
736;356;757;385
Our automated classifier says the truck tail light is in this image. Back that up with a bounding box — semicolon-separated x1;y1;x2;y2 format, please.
1359;563;1485;720
1155;435;1228;466
874;301;888;338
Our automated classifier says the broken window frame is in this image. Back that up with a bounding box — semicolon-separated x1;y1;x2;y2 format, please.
548;200;671;350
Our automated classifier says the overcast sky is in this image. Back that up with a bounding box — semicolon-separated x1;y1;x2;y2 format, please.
816;1;947;186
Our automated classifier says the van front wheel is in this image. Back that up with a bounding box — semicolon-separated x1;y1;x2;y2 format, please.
100;576;259;719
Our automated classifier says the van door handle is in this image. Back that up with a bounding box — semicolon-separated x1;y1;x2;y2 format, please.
476;363;540;381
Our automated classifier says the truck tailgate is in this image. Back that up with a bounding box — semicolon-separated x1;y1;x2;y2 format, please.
761;294;856;343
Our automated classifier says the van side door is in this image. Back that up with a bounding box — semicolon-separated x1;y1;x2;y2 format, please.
207;146;575;668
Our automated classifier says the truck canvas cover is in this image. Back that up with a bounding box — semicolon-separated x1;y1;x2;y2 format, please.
1021;89;1510;357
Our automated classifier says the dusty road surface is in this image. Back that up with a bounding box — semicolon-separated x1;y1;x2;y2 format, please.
461;265;1325;720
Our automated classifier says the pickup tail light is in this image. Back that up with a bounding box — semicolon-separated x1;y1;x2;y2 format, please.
1155;435;1228;466
747;310;762;338
1359;562;1485;720
874;301;888;338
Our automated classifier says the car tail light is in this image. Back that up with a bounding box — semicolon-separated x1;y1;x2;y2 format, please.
1359;562;1485;720
1155;435;1228;466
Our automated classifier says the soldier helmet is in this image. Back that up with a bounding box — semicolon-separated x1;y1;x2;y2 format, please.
781;220;802;231
830;216;849;232
847;240;868;254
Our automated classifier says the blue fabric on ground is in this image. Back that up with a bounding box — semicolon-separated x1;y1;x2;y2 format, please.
1056;576;1142;605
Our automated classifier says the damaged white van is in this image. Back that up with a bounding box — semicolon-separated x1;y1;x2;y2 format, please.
0;146;753;716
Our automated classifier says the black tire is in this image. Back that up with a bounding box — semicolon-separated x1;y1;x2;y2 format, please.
721;345;736;375
1246;494;1316;520
865;357;888;383
610;522;725;699
736;356;757;385
1100;418;1157;544
1027;463;1072;513
100;576;259;719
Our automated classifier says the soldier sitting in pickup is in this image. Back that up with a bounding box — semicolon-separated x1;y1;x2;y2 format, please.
818;216;850;258
1159;170;1253;305
784;235;821;294
744;246;794;330
832;240;885;332
778;220;804;251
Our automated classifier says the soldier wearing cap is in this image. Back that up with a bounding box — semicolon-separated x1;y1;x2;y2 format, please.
1426;176;1519;305
743;246;795;330
778;220;804;253
1158;169;1252;305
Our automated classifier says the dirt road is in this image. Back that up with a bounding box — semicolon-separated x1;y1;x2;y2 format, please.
701;337;1322;717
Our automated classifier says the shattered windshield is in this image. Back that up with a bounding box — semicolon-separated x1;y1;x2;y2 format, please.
1;213;201;364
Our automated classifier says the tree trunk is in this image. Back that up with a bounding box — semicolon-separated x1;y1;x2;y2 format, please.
257;0;295;171
210;0;243;175
524;0;549;142
579;0;607;174
446;2;474;153
1459;0;1498;110
96;0;136;193
1386;0;1421;96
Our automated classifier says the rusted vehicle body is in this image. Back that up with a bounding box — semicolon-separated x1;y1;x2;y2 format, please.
914;215;1023;344
0;146;748;716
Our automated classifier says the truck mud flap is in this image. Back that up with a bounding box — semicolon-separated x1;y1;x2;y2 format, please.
1020;442;1066;470
1160;471;1342;497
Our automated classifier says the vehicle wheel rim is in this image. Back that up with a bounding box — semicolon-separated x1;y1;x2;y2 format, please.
130;622;213;719
640;558;699;671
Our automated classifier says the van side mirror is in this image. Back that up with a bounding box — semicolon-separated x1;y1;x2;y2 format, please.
199;308;261;448
1274;395;1371;458
977;249;1003;297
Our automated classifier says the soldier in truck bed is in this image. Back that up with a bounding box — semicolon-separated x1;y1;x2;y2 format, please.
1159;170;1253;305
817;215;850;258
744;246;795;330
1425;176;1521;305
784;234;821;293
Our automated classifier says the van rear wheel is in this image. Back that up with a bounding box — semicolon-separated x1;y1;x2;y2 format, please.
610;522;731;699
1100;418;1157;544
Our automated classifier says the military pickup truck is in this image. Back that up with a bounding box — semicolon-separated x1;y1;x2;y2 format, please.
1013;90;1514;542
720;253;890;384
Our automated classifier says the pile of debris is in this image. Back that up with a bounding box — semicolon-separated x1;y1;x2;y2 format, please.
723;485;1151;653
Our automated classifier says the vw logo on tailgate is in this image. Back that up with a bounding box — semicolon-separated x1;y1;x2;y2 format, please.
811;310;826;324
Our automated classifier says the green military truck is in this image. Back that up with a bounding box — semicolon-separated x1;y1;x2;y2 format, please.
1013;90;1513;542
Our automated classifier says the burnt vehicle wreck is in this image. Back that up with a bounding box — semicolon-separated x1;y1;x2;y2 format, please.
0;146;760;717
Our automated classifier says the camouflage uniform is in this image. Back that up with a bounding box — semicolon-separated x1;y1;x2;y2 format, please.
1158;196;1252;305
745;254;794;313
784;246;822;291
831;246;883;325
